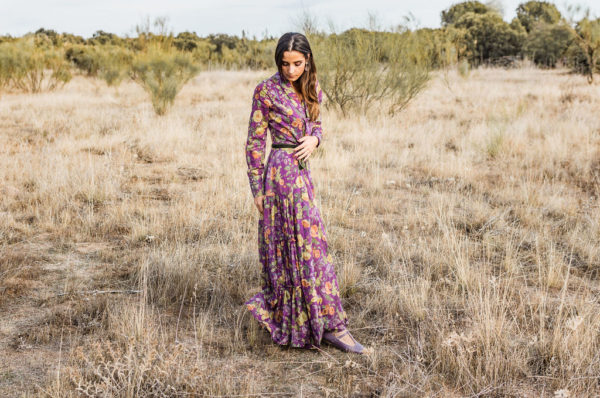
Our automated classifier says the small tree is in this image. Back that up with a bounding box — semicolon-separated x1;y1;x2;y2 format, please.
441;1;492;26
454;11;525;64
515;1;562;33
129;45;200;115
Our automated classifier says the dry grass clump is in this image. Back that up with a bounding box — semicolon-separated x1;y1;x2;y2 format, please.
1;67;600;396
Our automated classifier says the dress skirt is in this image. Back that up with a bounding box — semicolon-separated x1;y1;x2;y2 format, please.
244;147;349;348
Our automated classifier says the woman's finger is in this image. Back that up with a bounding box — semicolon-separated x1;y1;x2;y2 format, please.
296;148;311;160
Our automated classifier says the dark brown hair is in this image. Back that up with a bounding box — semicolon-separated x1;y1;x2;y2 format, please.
275;32;320;121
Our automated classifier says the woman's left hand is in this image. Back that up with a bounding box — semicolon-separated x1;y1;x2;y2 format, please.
294;136;319;161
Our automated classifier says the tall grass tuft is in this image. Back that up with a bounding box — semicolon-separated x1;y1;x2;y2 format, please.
129;44;200;115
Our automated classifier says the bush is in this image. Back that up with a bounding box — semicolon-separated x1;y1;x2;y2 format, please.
129;45;201;115
97;45;133;86
565;17;600;83
523;23;572;67
65;44;133;86
65;44;101;76
414;28;461;69
454;12;525;64
310;28;431;117
0;37;71;93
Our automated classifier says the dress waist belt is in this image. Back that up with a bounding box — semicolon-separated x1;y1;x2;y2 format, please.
271;143;305;170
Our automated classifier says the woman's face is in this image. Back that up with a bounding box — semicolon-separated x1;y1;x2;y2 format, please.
281;50;307;82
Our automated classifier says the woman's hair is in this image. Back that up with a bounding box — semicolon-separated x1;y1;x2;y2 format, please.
274;32;320;121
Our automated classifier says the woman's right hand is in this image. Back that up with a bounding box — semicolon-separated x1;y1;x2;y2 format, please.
254;194;265;214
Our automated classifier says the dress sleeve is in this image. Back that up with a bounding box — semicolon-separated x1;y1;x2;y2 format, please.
311;80;324;148
245;81;271;198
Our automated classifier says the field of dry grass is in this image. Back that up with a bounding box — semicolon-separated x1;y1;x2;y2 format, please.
0;66;599;397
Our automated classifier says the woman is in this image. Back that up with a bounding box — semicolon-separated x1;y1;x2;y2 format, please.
243;32;365;354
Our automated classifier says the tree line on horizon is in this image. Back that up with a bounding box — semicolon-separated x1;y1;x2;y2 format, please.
0;1;599;115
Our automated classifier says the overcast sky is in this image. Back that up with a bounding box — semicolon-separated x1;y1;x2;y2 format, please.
2;0;598;39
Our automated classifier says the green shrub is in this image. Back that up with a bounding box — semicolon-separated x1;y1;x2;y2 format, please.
65;44;132;86
454;12;525;64
0;37;71;93
523;23;572;67
65;44;100;76
565;17;600;83
129;45;201;115
310;28;431;117
97;45;133;86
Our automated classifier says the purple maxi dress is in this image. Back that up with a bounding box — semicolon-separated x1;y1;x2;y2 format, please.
244;71;349;349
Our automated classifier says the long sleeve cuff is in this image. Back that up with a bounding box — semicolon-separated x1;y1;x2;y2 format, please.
247;168;264;198
311;125;322;147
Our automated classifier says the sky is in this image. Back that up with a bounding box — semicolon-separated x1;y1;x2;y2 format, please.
1;0;599;39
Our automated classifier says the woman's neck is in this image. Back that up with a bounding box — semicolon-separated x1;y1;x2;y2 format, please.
291;82;303;99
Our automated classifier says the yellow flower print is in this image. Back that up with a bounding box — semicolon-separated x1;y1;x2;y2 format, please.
252;110;263;123
295;176;304;187
251;150;261;159
301;191;309;201
297;234;304;246
264;98;272;107
275;115;282;123
301;279;310;287
324;281;332;294
255;126;265;136
301;219;310;228
302;250;311;260
327;253;332;262
321;305;329;315
247;304;255;311
297;311;307;326
286;108;293;115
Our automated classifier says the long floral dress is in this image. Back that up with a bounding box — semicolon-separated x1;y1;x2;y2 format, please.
244;71;349;349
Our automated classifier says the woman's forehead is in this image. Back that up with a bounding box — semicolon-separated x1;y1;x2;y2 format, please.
282;50;305;62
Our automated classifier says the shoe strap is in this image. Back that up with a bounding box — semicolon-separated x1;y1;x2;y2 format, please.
335;329;350;339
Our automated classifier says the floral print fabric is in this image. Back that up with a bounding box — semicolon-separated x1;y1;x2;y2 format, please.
244;71;349;348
